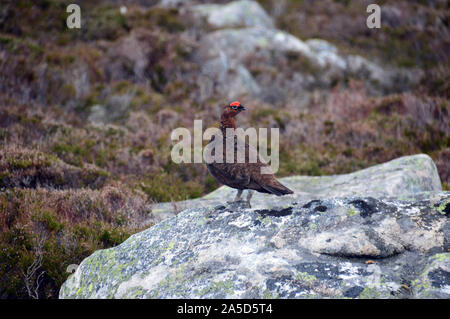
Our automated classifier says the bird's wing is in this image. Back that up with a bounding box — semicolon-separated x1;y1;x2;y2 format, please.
240;138;293;195
205;134;293;195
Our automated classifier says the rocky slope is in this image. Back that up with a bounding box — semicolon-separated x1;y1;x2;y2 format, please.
188;0;421;101
60;154;450;299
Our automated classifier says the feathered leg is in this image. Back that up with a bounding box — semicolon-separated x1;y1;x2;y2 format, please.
243;190;253;208
233;189;243;202
227;189;244;205
246;190;254;204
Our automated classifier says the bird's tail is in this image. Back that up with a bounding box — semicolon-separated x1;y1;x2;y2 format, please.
261;180;294;196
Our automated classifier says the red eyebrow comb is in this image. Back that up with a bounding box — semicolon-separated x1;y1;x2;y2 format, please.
230;101;241;106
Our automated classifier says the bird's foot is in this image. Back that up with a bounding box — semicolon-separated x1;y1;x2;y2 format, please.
226;199;251;209
227;199;242;204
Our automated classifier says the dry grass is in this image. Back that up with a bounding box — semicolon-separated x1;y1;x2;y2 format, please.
0;183;151;298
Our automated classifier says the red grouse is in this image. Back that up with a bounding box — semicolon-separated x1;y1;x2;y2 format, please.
205;101;294;206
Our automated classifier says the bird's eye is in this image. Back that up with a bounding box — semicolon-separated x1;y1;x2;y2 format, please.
232;105;238;110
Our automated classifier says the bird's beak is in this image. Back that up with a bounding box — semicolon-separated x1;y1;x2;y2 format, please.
238;105;246;111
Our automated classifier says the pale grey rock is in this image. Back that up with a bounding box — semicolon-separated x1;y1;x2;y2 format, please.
159;0;194;9
105;29;150;82
186;1;419;100
346;55;390;86
88;93;134;124
88;104;108;124
195;26;417;99
191;0;274;30
196;27;319;99
220;64;261;99
60;192;449;299
197;27;317;72
412;253;450;298
305;39;347;71
60;155;449;299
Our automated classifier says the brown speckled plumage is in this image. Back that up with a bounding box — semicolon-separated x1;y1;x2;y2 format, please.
206;102;293;203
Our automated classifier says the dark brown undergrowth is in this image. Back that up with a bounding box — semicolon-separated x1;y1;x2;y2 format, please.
0;183;150;298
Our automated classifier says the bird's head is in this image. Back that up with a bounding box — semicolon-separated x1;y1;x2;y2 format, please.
222;101;246;118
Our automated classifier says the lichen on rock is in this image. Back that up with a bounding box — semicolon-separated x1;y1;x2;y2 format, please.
60;155;449;299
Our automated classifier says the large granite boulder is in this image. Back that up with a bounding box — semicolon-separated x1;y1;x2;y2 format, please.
60;154;449;299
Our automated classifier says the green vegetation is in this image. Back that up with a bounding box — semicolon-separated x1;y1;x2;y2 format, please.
0;185;150;298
